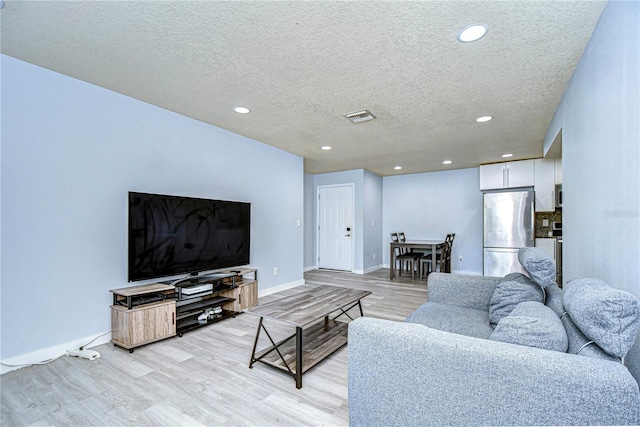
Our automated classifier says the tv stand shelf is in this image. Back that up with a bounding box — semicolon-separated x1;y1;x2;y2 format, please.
110;268;258;352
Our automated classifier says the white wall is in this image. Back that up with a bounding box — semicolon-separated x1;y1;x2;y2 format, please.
543;1;640;382
0;55;304;361
383;168;483;274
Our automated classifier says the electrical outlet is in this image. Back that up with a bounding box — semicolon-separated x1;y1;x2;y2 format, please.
273;267;278;276
373;252;376;259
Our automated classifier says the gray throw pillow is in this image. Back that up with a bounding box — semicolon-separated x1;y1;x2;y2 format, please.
564;277;640;358
490;301;568;352
489;273;544;326
559;311;619;361
518;247;556;288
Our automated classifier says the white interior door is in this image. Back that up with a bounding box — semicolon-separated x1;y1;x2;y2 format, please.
317;185;353;271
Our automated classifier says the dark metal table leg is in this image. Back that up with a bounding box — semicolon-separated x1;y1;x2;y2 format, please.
295;326;303;389
249;317;263;368
390;244;395;279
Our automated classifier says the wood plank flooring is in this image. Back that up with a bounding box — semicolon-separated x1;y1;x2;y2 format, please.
1;268;426;427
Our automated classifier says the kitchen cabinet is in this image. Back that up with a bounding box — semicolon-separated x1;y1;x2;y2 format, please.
535;238;556;260
479;160;534;190
534;158;556;212
555;158;562;184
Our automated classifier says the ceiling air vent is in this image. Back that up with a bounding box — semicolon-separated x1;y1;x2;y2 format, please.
344;110;376;123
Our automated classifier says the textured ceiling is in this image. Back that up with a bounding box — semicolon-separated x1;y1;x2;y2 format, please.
0;1;606;176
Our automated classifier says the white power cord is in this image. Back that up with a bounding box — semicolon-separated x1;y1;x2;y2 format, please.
1;331;110;368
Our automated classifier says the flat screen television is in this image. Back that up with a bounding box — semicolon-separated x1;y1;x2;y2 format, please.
128;192;250;282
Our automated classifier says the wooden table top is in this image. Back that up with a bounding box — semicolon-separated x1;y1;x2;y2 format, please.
390;239;444;247
247;284;371;328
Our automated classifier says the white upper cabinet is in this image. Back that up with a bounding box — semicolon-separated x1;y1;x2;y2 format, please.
534;158;555;212
507;160;535;188
478;163;506;190
479;160;535;190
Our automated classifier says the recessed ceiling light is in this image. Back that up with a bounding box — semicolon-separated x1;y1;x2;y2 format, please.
458;24;488;43
321;146;332;150
394;166;402;170
443;160;453;165
234;106;250;114
476;116;493;123
502;153;513;158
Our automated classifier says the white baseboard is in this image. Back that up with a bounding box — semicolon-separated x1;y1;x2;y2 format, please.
306;265;383;275
363;264;384;274
303;265;316;272
258;279;306;298
1;331;112;375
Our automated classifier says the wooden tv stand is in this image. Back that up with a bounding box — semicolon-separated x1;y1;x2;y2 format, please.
110;268;258;352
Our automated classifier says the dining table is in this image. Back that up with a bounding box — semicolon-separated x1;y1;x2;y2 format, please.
389;239;445;280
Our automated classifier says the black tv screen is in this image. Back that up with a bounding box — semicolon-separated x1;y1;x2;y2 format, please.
128;192;250;282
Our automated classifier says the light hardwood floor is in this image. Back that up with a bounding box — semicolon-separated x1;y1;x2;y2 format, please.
1;268;426;427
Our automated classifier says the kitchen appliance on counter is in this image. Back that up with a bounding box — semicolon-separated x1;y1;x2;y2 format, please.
483;188;535;277
555;184;563;208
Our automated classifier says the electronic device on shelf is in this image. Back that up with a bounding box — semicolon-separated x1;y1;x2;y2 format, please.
128;192;250;283
118;292;166;307
181;283;213;295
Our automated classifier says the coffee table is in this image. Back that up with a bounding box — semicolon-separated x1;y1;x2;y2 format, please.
247;284;371;388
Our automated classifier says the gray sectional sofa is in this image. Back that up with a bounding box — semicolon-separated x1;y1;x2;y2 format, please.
348;248;640;426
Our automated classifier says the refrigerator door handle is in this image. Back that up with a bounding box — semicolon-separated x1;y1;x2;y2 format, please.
531;197;535;244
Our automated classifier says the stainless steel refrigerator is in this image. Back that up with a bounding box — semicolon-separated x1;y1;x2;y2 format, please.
483;189;535;277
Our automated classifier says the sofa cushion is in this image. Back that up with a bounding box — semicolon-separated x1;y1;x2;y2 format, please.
543;284;564;316
405;301;494;339
518;247;557;288
490;301;568;352
560;311;619;361
564;277;640;358
489;272;544;326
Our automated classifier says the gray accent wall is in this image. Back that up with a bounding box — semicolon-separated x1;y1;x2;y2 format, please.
306;167;483;275
303;172;316;270
543;1;639;382
306;169;383;274
363;170;383;272
1;55;304;359
383;168;484;274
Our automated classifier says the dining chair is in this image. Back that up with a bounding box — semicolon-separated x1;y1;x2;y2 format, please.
419;233;455;279
395;232;423;279
390;233;402;274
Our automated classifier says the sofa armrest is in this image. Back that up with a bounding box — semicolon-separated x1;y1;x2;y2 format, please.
427;272;501;311
348;318;640;427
